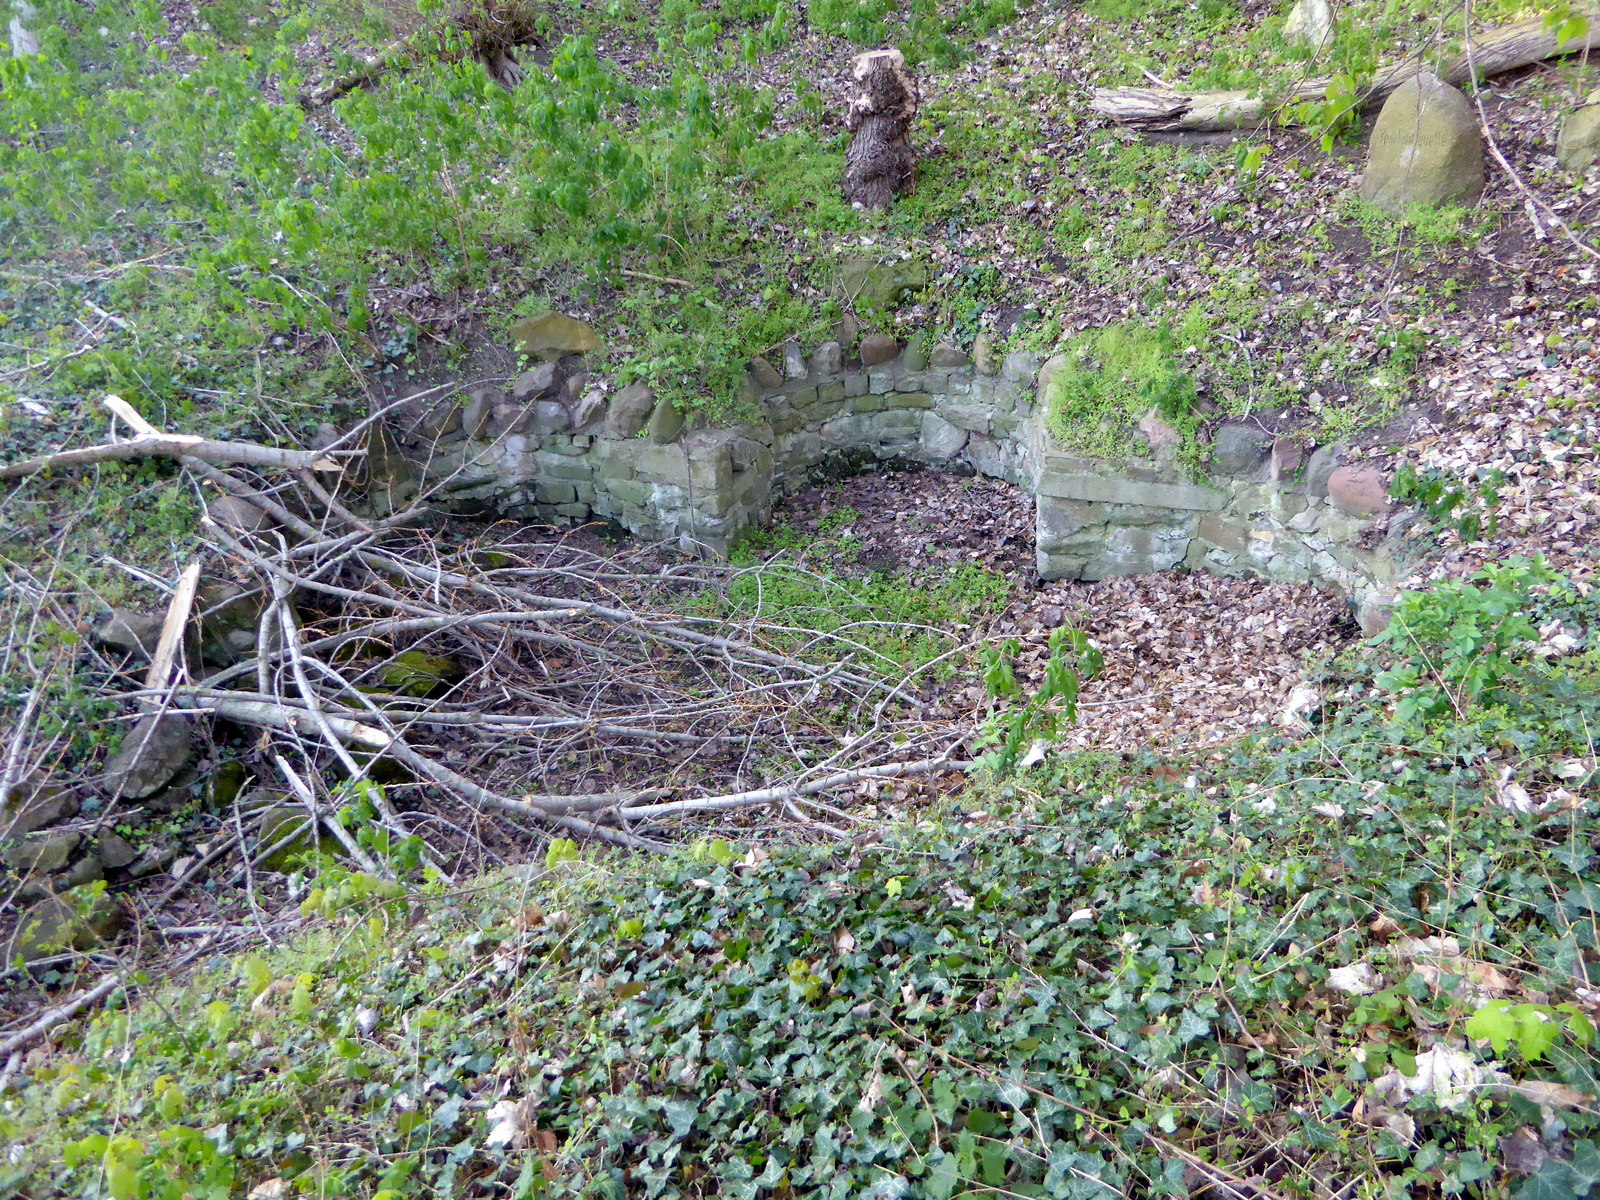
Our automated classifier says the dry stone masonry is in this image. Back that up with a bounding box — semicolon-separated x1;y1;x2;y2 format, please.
388;333;1416;630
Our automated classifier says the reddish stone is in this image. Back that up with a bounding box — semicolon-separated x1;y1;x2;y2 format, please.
1327;465;1390;516
1270;437;1304;482
858;333;900;367
1137;408;1182;455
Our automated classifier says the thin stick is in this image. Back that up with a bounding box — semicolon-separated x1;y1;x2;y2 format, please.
0;975;123;1081
616;756;966;821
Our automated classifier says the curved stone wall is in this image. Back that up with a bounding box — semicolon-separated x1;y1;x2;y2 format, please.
387;336;1415;628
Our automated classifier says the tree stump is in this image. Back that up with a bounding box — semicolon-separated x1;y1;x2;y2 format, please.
843;48;918;211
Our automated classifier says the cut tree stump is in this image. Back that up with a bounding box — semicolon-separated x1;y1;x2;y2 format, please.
1091;15;1600;132
843;48;919;210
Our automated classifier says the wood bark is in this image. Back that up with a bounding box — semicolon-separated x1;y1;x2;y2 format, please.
0;432;342;479
843;48;919;210
1090;15;1600;132
0;395;345;479
8;0;39;57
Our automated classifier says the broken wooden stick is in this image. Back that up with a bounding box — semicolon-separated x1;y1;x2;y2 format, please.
141;561;202;705
0;395;347;480
1090;14;1600;132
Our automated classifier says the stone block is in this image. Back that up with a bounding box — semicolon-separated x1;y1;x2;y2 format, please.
1210;423;1272;476
104;714;192;799
788;386;821;409
648;398;686;444
894;392;935;410
1036;497;1099;552
554;503;591;519
1037;470;1226;512
749;357;784;389
524;400;571;436
1270;437;1304;482
903;341;930;372
931;341;969;369
843;373;869;398
608;383;656;439
782;340;806;379
536;481;577;505
730;437;768;474
810;341;843;376
1203;515;1260;556
839;258;928;308
603;478;652;507
1360;72;1484;212
1327;465;1390;516
1558;93;1600;170
939;402;991;434
919;413;970;460
630;444;691;486
1002;351;1039;383
859;333;900;366
570;389;607;433
771;407;804;435
535;455;596;482
460;389;497;440
687;445;734;497
894;373;924;393
512;361;562;400
973;332;1001;376
1081;523;1194;581
868;370;895;395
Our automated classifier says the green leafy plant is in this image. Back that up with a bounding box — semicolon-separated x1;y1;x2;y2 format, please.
1390;462;1505;542
1374;557;1565;720
1467;999;1597;1063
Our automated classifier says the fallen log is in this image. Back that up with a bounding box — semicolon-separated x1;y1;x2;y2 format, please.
1090;15;1600;132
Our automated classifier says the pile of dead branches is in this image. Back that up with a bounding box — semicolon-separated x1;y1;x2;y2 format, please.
4;396;973;895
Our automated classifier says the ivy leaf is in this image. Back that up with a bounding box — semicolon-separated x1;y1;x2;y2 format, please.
924;1150;959;1200
1175;1007;1211;1045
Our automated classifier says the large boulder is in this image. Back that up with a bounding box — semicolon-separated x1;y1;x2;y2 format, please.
102;713;193;799
1282;0;1333;51
1360;73;1484;212
509;312;602;361
839;258;929;309
1557;90;1600;172
1327;465;1391;517
4;889;123;966
2;773;77;837
607;383;656;439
